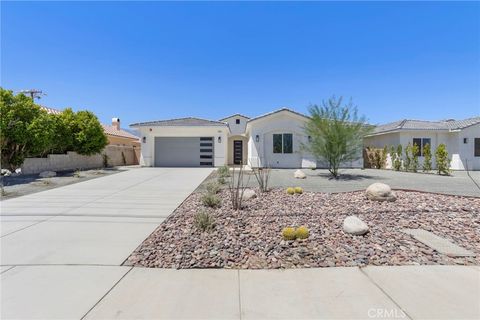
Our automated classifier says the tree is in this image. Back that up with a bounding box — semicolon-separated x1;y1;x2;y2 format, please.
435;144;451;175
411;143;419;172
393;144;403;171
304;96;372;178
69;110;108;155
0;88;55;169
422;143;432;172
404;143;412;171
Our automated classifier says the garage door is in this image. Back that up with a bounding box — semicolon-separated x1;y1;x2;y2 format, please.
154;137;214;167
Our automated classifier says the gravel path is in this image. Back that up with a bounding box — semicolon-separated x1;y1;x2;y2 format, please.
127;189;480;269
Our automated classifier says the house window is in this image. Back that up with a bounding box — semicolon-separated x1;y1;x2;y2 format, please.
413;138;431;156
464;138;468;144
273;133;293;154
235;119;240;124
475;138;480;157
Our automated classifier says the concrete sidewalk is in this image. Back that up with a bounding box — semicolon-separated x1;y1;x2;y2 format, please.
1;265;478;319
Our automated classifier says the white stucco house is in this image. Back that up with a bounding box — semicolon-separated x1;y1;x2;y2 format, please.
131;108;363;169
364;117;480;170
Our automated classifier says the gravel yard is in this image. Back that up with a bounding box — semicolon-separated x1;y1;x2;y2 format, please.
127;188;480;269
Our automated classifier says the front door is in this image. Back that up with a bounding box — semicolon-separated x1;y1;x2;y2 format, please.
233;140;243;165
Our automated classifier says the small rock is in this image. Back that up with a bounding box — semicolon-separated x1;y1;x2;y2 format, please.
1;169;11;176
366;182;396;202
343;215;369;235
39;171;56;178
294;169;306;179
242;189;257;202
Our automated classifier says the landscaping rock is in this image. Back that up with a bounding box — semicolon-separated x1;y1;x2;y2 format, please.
343;215;369;235
39;171;56;178
294;169;306;179
1;169;12;176
242;189;257;202
366;182;396;202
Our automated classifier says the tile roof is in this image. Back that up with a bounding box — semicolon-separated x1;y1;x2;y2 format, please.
39;105;63;115
219;113;251;121
102;124;140;140
130;117;228;127
370;116;480;135
247;107;310;123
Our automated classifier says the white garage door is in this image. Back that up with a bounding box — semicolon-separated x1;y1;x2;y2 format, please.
154;137;214;167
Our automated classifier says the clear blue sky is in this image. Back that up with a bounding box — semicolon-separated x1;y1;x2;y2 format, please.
2;1;479;127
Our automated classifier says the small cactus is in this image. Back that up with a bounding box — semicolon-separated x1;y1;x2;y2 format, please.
286;187;295;195
294;187;303;194
282;227;296;240
295;226;309;239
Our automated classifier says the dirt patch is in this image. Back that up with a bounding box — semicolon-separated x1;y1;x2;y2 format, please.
127;189;480;269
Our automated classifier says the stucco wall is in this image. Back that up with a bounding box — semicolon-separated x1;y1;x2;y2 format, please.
21;145;137;174
135;126;229;167
222;115;248;135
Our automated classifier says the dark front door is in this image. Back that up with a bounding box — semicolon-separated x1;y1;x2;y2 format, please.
233;140;243;165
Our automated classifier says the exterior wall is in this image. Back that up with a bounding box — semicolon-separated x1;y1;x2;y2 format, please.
227;136;248;165
222;115;248;135
246;113;316;168
136;126;229;167
106;135;140;165
364;126;480;170
21;145;137;174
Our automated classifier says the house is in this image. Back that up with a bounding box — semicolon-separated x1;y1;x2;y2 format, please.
130;108;363;168
102;118;141;164
364;117;480;170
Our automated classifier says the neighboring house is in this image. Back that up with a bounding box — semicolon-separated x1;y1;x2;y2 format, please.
130;108;363;168
364;117;480;170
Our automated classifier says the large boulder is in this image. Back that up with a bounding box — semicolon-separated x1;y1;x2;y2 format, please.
294;169;306;179
343;215;369;235
242;189;257;202
366;182;396;202
39;171;56;178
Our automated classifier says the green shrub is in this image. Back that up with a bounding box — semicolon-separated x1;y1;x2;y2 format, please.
286;187;295;195
201;193;221;208
194;210;215;232
404;143;412;171
422;143;432;172
217;165;230;178
294;187;303;194
393;145;403;171
205;181;221;194
435;144;451;175
411;143;419;172
73;170;81;178
295;226;310;239
282;227;296;240
217;176;226;185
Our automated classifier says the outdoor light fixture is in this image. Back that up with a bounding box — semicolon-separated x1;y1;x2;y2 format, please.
255;135;260;142
142;137;146;143
218;136;222;143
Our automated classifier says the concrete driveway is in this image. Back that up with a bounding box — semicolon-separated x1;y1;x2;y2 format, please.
0;167;213;266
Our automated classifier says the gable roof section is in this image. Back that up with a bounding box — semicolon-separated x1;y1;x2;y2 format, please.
130;117;228;127
219;113;250;121
369;116;480;135
247;108;310;124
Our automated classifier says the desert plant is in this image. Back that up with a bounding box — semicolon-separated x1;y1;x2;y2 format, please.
252;166;271;192
194;210;215;232
217;176;226;185
286;187;295;195
303;96;372;178
201;193;221;208
422;143;432;172
410;143;419;172
205;181;221;194
393;145;403;171
217;165;230;178
435;144;451;175
382;145;388;168
294;187;303;194
295;226;310;239
282;227;297;240
404;143;412;171
73;170;81;178
228;164;250;210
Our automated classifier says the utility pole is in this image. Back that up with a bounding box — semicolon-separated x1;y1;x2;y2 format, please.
19;89;46;102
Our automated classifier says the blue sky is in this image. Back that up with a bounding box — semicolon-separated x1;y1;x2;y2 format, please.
2;1;479;127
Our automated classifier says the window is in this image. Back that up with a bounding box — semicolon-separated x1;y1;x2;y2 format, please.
464;138;468;144
475;138;480;157
235;119;240;124
273;133;293;154
413;138;431;156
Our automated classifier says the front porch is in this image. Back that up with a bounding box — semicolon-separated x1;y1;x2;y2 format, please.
226;135;249;165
